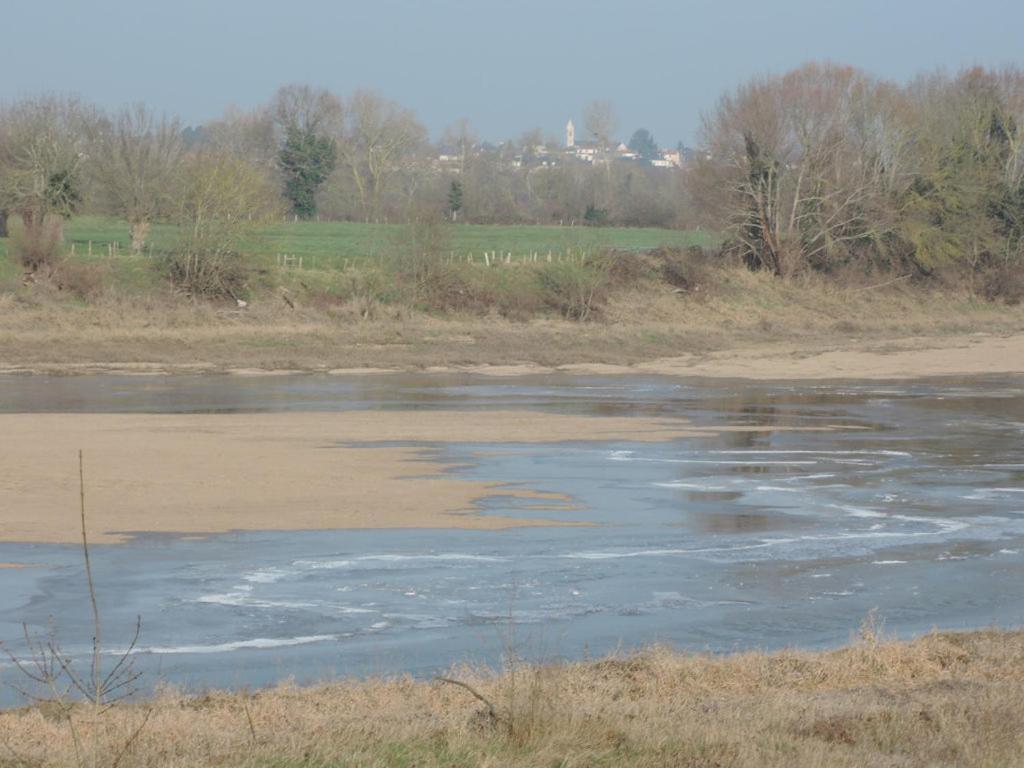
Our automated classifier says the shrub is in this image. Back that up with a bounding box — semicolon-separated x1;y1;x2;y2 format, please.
51;259;107;300
9;213;64;273
166;249;250;300
979;254;1024;305
583;205;609;226
594;249;651;288
168;153;283;298
656;245;713;293
536;259;609;321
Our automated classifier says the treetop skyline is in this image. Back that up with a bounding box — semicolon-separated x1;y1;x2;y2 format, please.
1;0;1021;145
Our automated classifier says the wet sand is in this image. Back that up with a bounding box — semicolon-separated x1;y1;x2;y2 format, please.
3;332;1022;380
461;333;1024;380
0;411;699;544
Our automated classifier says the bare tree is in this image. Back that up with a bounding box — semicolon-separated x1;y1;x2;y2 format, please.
695;63;906;275
338;90;427;221
0;96;95;269
89;104;184;252
441;117;478;176
583;100;618;207
203;105;278;169
583;100;618;149
270;84;344;138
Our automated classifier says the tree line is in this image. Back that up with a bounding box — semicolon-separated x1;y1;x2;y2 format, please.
691;62;1024;297
1;64;1022;300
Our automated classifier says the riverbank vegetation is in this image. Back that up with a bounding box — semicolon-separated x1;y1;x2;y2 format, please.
2;236;1023;373
1;65;1023;374
2;627;1022;767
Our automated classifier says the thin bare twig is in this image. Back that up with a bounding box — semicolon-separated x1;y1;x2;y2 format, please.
434;676;505;726
79;450;102;708
110;705;154;768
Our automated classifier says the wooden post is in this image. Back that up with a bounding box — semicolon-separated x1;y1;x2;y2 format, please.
88;241;92;256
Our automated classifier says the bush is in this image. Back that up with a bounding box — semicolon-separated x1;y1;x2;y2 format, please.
979;255;1024;305
166;249;250;300
536;259;609;321
51;260;107;300
594;250;651;288
388;211;448;287
656;245;713;293
169;152;283;298
9;214;65;273
583;205;609;226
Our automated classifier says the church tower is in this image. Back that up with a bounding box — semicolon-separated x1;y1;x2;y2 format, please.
566;119;575;148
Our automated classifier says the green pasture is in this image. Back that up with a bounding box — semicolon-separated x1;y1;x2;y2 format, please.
4;216;711;262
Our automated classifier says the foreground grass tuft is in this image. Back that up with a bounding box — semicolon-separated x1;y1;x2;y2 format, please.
2;629;1023;767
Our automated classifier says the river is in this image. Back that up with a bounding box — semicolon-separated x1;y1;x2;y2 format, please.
1;373;1022;703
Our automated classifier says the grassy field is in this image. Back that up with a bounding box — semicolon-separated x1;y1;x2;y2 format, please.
0;216;713;268
2;628;1023;767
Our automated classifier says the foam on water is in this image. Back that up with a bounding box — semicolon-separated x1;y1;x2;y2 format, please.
708;449;912;457
111;635;337;656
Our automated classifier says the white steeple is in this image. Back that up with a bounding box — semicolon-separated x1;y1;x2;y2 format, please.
566;119;575;148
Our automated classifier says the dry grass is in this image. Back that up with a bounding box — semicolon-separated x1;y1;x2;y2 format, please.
2;629;1023;767
2;266;1023;374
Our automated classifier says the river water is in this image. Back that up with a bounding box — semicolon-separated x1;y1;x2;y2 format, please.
1;373;1023;703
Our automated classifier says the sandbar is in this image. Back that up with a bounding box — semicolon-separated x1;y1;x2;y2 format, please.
0;410;699;544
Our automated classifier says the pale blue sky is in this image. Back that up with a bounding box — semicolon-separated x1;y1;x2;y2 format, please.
3;0;1022;145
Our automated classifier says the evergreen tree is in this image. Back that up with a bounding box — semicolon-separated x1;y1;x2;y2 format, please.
279;126;336;219
448;180;463;222
627;128;660;161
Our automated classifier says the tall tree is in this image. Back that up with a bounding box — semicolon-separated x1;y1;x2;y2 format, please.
441;118;477;176
279;126;336;219
0;96;94;269
583;100;618;207
89;104;184;251
339;90;426;221
695;63;903;275
447;180;463;222
583;100;617;149
628;128;660;161
271;85;342;219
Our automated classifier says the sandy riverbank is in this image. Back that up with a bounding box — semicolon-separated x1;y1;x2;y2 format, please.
569;332;1024;379
4;332;1023;381
0;410;700;544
